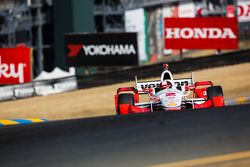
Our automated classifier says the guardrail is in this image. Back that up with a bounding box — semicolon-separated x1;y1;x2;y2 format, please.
0;76;77;101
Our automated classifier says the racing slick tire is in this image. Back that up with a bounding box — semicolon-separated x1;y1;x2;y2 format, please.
118;93;134;115
207;86;225;107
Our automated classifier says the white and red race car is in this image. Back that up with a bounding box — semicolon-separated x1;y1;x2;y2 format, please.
114;64;225;115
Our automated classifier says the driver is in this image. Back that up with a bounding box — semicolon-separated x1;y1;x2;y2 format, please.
148;80;174;101
160;80;172;90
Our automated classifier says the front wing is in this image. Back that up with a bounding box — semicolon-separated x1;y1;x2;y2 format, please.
122;98;216;114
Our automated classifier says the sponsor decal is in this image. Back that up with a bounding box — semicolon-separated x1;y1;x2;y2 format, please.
138;80;190;90
166;92;176;96
164;18;238;49
82;44;136;56
67;45;82;57
0;56;26;83
167;102;177;107
140;83;160;89
165;28;236;39
0;48;31;84
175;81;189;87
203;91;207;96
67;44;136;57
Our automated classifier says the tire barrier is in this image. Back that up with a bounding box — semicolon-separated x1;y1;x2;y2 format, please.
0;118;48;126
226;96;250;105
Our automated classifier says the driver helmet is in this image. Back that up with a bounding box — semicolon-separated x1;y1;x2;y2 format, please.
160;80;172;89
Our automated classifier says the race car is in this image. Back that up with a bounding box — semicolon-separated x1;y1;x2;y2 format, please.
114;64;225;115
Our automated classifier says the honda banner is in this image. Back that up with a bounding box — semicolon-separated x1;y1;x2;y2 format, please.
65;33;138;66
0;47;32;84
164;17;238;49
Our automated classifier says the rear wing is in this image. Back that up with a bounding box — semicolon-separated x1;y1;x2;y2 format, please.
135;74;194;94
135;79;161;93
174;78;193;87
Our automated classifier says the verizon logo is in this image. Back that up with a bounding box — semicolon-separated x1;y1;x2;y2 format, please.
165;28;236;39
140;83;160;89
83;44;136;56
0;56;26;83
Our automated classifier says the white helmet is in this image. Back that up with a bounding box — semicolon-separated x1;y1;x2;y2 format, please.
160;80;172;89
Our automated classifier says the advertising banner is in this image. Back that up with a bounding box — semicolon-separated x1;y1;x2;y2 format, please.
178;1;195;18
146;7;164;62
162;4;181;56
238;0;250;22
194;0;226;17
0;47;32;84
125;8;148;63
65;33;138;66
164;17;238;49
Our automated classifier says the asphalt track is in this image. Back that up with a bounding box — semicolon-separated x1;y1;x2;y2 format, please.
1;104;250;167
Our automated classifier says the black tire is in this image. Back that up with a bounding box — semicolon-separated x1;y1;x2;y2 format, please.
207;86;223;100
117;93;134;114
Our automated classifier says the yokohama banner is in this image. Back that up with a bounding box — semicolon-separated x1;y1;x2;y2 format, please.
164;17;238;49
0;47;32;84
65;33;138;66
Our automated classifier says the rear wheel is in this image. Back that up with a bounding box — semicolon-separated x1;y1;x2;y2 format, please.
118;93;134;114
207;86;225;107
207;86;223;99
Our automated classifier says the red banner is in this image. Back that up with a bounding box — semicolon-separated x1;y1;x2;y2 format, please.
164;17;238;49
0;47;32;84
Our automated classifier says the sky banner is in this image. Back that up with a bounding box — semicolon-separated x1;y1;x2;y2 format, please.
0;47;32;84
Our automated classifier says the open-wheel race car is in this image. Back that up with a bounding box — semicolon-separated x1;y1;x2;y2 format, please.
114;64;225;115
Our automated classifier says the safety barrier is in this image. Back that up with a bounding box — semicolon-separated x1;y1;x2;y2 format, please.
0;119;48;126
0;49;250;102
0;76;77;101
